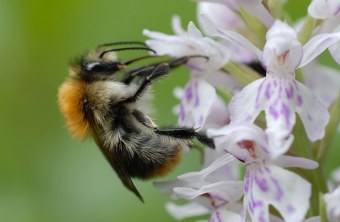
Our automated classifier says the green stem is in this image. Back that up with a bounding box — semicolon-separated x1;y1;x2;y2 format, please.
314;93;340;164
298;15;317;44
223;62;262;86
291;117;327;215
239;8;267;49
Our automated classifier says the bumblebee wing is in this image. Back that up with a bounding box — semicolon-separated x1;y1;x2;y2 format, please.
92;127;144;202
114;166;144;203
84;108;144;202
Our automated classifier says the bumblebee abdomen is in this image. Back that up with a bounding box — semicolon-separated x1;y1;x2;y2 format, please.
58;79;90;139
113;133;183;179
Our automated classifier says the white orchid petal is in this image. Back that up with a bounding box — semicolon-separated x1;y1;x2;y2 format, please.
239;0;274;28
303;61;340;108
308;0;330;19
200;13;262;59
197;2;246;33
210;208;243;222
329;39;340;64
188;21;204;39
304;216;321;222
299;32;340;68
202;96;230;130
165;202;210;220
329;27;340;64
174;181;243;201
171;15;186;35
204;150;241;181
245;164;311;222
295;81;330;141
229;78;266;124
144;23;230;71
324;186;340;222
208;123;277;161
274;155;319;169
178;79;217;128
178;154;235;183
329;0;340;16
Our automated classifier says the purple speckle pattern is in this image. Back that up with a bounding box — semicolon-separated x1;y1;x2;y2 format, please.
179;104;185;122
185;84;193;102
280;103;291;129
269;106;279;120
265;82;271;99
255;175;269;192
194;81;200;107
271;177;284;202
287;204;295;213
297;95;303;106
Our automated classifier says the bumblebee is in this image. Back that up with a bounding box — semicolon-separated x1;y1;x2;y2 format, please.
58;41;214;202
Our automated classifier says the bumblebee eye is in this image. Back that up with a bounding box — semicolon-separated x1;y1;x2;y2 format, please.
85;62;106;72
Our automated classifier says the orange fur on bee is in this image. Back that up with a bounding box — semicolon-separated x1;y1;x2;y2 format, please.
58;79;90;139
147;148;182;178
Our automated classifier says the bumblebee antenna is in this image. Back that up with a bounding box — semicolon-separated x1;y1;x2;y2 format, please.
99;41;146;47
124;55;157;66
99;47;157;58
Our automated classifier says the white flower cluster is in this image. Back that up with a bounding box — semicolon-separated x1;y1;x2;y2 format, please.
143;0;340;221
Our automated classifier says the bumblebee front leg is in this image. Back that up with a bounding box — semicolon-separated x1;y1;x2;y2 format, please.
122;55;208;84
155;127;215;149
122;63;170;103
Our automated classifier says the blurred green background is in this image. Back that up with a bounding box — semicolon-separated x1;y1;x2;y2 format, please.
0;0;339;222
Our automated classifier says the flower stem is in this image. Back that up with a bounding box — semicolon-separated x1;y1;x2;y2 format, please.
291;117;327;215
223;62;262;86
298;15;317;44
314;93;340;164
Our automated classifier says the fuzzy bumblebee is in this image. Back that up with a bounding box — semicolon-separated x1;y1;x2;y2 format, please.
58;41;214;202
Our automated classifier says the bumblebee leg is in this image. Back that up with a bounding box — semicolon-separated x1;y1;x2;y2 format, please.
122;65;156;84
123;63;170;103
155;127;215;149
122;55;208;84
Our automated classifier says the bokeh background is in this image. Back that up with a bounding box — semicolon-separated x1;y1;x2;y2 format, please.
1;0;339;222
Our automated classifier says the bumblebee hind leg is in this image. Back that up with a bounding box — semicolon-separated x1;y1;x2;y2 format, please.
155;127;215;149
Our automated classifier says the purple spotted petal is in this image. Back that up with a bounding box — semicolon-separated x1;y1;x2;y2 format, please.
229;78;266;124
245;164;311;222
178;79;217;128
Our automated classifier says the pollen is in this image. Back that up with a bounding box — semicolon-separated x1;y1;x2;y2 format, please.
58;79;90;139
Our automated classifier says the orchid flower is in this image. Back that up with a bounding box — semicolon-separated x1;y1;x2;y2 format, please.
144;17;233;129
201;19;340;156
208;123;318;222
